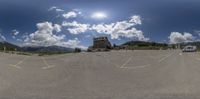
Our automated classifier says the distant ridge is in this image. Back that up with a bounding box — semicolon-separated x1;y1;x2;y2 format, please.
21;46;75;53
122;41;168;46
2;40;200;52
0;41;75;53
0;41;20;51
122;41;200;50
121;41;168;50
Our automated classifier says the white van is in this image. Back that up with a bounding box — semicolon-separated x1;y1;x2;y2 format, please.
182;45;197;52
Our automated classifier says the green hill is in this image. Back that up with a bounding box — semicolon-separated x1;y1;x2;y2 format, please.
122;41;168;50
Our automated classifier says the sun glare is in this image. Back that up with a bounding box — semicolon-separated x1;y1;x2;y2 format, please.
91;12;107;19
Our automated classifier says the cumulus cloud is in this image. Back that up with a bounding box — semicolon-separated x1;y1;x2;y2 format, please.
91;23;148;40
62;21;90;34
63;11;79;19
12;30;20;39
129;15;142;25
56;38;87;49
91;15;149;41
57;38;79;47
53;24;62;32
48;6;56;11
61;15;148;41
169;32;194;44
91;23;115;34
49;7;82;19
48;6;64;12
23;22;85;49
12;30;19;36
24;22;65;46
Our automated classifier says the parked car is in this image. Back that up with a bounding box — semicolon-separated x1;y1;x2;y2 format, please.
182;45;197;52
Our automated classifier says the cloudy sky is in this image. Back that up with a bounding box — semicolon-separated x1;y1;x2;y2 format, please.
0;0;200;48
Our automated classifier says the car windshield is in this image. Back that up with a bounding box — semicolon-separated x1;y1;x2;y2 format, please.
0;0;200;99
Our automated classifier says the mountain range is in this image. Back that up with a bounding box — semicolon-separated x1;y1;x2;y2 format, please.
122;41;200;50
0;41;75;53
1;41;200;52
0;41;20;51
21;46;74;53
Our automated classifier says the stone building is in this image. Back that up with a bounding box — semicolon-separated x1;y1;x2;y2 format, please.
88;37;112;52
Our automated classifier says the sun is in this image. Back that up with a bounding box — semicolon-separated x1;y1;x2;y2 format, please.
91;12;107;19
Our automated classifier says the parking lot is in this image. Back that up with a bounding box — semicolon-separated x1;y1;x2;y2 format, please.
1;50;200;99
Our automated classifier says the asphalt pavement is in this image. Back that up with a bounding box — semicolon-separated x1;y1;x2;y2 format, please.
0;50;200;99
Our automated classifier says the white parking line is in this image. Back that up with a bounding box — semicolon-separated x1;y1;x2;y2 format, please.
121;64;151;69
9;56;30;69
9;64;21;69
42;65;55;70
158;52;175;63
41;57;55;70
120;57;133;68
